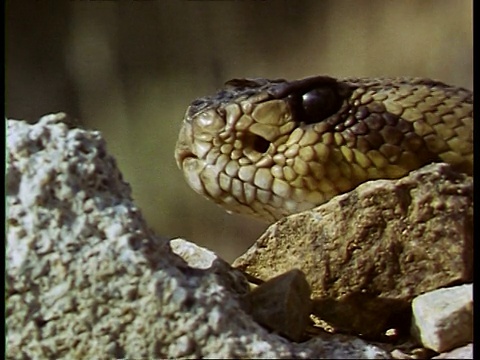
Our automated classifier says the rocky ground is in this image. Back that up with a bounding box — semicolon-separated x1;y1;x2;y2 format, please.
6;114;473;359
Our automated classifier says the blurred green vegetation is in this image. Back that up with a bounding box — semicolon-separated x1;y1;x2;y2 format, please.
6;0;472;262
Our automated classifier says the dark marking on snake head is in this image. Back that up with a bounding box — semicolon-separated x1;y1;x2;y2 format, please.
351;121;369;135
363;113;385;131
268;76;338;98
225;78;272;88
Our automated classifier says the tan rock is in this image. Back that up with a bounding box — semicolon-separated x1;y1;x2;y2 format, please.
245;269;312;342
233;163;473;338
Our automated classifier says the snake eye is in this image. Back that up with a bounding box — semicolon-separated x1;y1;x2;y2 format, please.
294;87;344;125
290;87;343;124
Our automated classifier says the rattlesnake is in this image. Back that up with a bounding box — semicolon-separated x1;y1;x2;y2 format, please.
175;76;472;223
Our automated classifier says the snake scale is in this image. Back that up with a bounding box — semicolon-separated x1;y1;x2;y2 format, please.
175;76;473;223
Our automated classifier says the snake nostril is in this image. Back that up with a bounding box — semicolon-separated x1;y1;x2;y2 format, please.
253;135;270;153
244;133;270;154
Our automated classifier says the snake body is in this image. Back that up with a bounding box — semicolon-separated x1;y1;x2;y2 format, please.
175;76;473;223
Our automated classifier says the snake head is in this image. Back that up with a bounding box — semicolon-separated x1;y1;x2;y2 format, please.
175;76;356;222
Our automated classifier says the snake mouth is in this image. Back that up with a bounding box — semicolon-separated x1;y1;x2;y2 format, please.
175;120;199;170
175;148;196;169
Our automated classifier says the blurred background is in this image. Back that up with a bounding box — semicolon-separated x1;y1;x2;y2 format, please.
6;0;472;262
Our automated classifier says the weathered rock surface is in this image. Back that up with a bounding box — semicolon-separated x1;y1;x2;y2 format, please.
245;269;312;342
6;114;391;359
171;239;312;341
411;284;473;353
169;237;250;297
432;343;473;359
233;162;473;338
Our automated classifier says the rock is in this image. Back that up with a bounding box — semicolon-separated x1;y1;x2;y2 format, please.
311;293;411;340
171;239;311;342
233;163;473;338
390;347;436;359
292;332;391;359
169;238;250;297
6;114;391;359
245;269;312;342
411;284;473;353
432;343;473;359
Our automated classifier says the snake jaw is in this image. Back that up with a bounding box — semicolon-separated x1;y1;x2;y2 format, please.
175;118;194;168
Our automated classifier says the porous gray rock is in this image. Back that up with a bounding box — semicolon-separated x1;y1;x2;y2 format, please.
233;162;473;338
6;114;391;359
411;284;473;353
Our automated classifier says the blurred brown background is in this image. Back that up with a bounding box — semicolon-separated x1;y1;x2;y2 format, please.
6;0;472;262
